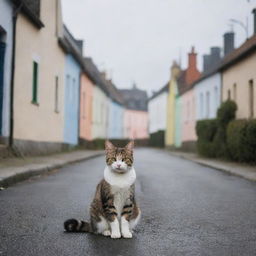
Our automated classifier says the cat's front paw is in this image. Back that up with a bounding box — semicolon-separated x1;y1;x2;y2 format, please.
111;231;121;239
103;230;111;236
122;231;133;238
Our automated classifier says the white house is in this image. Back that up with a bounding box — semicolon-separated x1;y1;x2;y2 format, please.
148;84;168;134
195;71;221;120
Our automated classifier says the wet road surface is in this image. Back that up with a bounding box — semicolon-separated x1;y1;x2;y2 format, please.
1;148;256;256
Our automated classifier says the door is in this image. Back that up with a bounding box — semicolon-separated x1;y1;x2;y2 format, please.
0;42;6;136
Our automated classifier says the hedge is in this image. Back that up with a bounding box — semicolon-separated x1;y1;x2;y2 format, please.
196;119;218;157
227;119;256;163
196;100;238;158
149;130;165;148
79;138;149;150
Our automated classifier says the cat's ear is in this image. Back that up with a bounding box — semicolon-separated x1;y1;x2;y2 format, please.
125;141;134;152
105;140;115;151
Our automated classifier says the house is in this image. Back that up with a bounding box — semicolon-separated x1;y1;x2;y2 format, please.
120;84;149;139
79;57;95;142
166;61;181;147
148;83;168;139
82;58;109;139
220;10;256;119
12;0;66;155
194;47;222;121
178;47;200;150
106;79;125;139
59;25;83;146
0;0;13;145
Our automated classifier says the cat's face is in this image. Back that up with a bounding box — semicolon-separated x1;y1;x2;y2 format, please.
105;140;134;174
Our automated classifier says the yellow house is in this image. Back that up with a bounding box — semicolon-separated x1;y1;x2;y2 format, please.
220;35;256;119
166;61;180;147
13;0;66;155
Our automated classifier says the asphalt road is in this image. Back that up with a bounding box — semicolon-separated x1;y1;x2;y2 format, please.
1;148;256;256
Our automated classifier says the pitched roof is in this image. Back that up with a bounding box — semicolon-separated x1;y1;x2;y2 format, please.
58;25;85;69
189;35;256;87
12;0;44;28
82;58;109;95
105;80;125;106
220;34;256;70
119;86;148;111
148;83;169;101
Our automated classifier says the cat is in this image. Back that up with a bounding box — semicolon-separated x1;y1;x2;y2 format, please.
64;140;141;239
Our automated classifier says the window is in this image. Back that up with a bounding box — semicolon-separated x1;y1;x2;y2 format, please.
66;75;71;101
249;80;254;118
187;101;190;121
227;89;231;100
214;86;218;111
200;93;204;119
72;78;76;102
54;76;59;112
101;103;104;123
82;92;86;119
206;91;210;118
32;61;39;104
233;83;237;102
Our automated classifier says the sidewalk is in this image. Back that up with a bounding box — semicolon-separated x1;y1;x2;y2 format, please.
0;150;104;188
169;151;256;182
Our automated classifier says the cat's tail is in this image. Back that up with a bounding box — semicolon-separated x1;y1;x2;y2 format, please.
64;219;93;233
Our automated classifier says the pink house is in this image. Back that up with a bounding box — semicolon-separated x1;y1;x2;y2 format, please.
178;47;200;150
120;84;149;140
79;69;94;141
124;110;148;139
181;88;197;142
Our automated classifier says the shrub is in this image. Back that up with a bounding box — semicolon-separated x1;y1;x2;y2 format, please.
217;100;237;127
213;100;237;158
149;130;165;148
79;138;149;150
196;120;218;141
227;119;256;163
196;120;218;157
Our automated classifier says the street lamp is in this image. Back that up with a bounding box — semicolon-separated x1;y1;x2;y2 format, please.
229;18;249;39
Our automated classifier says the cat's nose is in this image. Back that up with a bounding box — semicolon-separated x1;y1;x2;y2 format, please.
117;164;121;168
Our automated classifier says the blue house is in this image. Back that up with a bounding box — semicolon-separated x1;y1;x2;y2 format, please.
105;79;125;139
0;0;13;145
108;101;125;139
60;26;84;145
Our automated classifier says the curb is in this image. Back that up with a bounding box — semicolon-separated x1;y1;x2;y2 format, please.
168;152;256;182
0;152;104;188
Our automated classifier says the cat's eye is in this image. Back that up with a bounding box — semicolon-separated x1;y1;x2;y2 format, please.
112;157;116;162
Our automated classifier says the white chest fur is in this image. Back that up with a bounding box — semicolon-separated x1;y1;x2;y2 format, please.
104;166;136;188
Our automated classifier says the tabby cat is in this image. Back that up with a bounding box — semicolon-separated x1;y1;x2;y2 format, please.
64;140;141;239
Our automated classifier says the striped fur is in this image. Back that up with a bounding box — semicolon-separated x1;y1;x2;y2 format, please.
64;141;141;238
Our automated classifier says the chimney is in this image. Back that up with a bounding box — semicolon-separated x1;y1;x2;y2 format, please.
253;9;256;35
101;71;107;80
188;46;197;70
203;54;210;72
186;46;200;86
210;47;221;67
170;60;180;80
224;32;235;56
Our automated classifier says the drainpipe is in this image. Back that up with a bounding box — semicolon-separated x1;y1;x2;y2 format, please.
9;3;23;147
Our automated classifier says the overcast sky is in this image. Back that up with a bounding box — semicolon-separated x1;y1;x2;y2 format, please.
62;0;255;94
